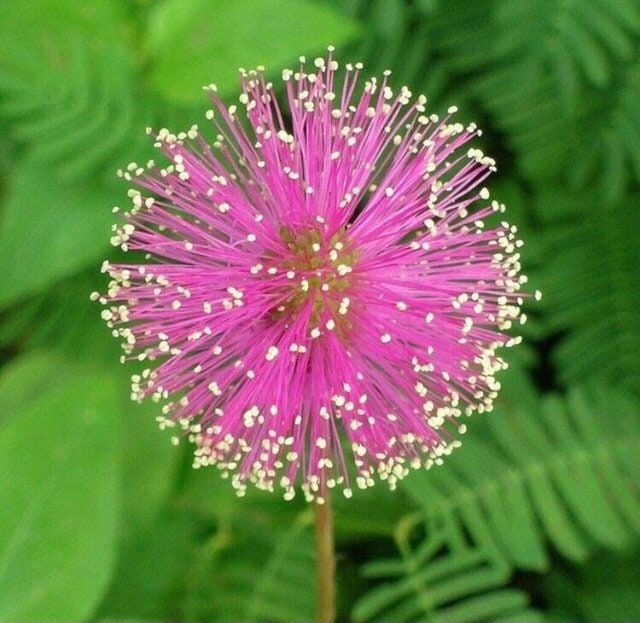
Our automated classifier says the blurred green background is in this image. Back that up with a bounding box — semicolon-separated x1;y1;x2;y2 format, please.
1;0;640;621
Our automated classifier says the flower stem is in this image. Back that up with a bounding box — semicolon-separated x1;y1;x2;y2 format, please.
314;491;336;623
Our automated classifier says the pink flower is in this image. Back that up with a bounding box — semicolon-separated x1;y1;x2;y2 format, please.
97;49;529;502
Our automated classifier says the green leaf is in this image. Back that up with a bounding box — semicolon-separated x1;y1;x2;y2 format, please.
1;268;181;536
0;362;121;621
0;158;117;308
144;0;360;103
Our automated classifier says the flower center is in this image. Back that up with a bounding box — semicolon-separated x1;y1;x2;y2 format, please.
270;225;358;328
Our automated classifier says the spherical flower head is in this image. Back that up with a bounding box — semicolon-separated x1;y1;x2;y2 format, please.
97;49;531;503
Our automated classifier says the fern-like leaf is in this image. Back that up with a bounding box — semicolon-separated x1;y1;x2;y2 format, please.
474;55;640;202
428;0;640;199
534;195;640;392
353;512;543;622
401;377;640;572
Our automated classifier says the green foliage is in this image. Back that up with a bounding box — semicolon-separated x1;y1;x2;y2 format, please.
120;403;181;536
184;511;316;622
354;513;543;622
0;362;121;621
0;0;139;183
0;351;70;425
145;0;359;103
0;270;120;360
334;0;467;112
1;0;640;621
333;485;414;539
544;550;640;622
177;470;316;622
97;509;208;621
402;379;640;567
534;195;640;392
0;159;118;308
428;0;640;200
356;380;640;621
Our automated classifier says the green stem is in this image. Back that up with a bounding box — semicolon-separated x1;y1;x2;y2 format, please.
314;490;336;623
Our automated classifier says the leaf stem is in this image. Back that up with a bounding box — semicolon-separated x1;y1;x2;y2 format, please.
314;490;336;623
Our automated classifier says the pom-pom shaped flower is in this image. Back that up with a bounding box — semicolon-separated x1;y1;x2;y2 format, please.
98;49;530;502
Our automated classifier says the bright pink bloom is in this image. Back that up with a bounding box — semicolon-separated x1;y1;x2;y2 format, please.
98;50;528;502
